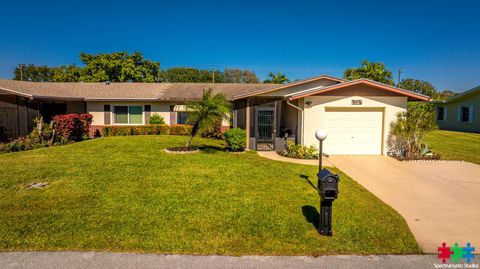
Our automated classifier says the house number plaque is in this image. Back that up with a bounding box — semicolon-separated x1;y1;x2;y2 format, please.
351;99;362;105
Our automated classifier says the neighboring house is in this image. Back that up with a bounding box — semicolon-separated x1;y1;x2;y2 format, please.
0;75;429;155
433;85;479;133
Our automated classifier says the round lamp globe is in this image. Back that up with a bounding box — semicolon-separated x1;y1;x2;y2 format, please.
315;129;327;141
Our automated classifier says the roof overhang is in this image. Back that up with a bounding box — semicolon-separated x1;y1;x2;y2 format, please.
232;75;346;100
441;85;480;103
0;87;34;99
286;79;431;101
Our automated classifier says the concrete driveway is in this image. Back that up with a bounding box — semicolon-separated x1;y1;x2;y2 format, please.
327;156;480;253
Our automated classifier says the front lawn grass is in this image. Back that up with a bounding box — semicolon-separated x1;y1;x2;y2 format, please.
425;130;480;165
0;136;420;255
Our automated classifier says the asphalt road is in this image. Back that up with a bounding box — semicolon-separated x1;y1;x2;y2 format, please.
0;252;453;269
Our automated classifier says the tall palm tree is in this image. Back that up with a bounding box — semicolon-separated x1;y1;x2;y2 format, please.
185;88;231;147
263;72;290;84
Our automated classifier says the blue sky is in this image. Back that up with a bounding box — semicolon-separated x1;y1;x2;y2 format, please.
0;0;479;92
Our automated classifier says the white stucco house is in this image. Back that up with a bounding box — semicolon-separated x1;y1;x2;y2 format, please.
0;75;429;155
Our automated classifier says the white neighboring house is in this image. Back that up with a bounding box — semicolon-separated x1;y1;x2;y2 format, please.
0;75;430;155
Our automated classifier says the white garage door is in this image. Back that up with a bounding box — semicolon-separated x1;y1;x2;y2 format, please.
324;110;383;155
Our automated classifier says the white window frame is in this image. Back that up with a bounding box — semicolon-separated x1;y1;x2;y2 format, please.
112;105;145;125
436;106;447;121
458;105;474;124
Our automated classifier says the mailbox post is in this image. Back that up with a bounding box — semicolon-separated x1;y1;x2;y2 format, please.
315;129;340;236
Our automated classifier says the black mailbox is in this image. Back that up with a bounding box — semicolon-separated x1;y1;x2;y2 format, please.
317;168;340;201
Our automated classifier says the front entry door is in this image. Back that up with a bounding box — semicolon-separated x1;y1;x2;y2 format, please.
256;109;275;151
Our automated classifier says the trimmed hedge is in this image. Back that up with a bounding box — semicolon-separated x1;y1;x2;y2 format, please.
169;124;193;136
101;125;169;137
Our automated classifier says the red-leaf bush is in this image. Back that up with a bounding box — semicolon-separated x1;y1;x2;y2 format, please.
52;114;93;142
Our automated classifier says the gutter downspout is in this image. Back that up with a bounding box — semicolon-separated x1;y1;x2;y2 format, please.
285;98;304;145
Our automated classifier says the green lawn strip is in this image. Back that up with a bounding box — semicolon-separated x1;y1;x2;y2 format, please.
425;130;480;164
0;136;420;255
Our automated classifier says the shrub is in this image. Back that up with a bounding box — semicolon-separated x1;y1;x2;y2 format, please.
0;117;54;154
101;125;170;137
200;120;224;139
387;102;437;160
224;128;246;152
52;113;93;142
170;124;192;136
278;141;318;159
149;114;165;125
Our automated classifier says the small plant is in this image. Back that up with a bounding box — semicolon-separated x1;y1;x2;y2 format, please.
200;119;224;139
387;102;438;160
149;114;165;125
224;128;246;152
278;141;318;159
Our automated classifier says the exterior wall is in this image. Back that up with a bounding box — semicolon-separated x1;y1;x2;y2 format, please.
87;101;171;126
302;96;407;155
435;93;480;133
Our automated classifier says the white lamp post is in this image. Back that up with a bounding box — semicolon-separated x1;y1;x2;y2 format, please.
315;129;327;171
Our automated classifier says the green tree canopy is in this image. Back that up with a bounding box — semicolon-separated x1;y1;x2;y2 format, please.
160;67;221;83
343;60;394;85
13;64;55;82
79;51;160;82
223;68;260;83
398;78;437;98
263;72;290;84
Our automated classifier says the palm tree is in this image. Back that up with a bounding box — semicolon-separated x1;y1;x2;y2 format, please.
343;60;394;85
185;88;231;147
263;72;290;84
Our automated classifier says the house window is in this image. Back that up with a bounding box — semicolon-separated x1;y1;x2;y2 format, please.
177;112;190;124
436;107;445;121
460;106;471;123
114;105;143;124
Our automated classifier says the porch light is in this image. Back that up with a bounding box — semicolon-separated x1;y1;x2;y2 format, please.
305;101;313;108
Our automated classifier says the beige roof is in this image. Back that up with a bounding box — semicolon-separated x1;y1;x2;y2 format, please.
0;79;278;101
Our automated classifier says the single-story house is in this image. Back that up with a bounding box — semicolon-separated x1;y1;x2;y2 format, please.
433;85;479;133
0;75;429;155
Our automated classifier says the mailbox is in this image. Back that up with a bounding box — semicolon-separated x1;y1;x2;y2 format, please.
317;168;340;201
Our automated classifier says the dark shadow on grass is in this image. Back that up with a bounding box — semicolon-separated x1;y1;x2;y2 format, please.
196;145;226;153
302;205;319;230
300;174;317;190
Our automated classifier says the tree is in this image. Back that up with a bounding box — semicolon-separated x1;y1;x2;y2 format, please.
223;68;260;83
13;64;55;82
343;60;394;85
387;102;437;159
263;72;290;84
398;78;437;98
160;67;222;83
185;89;231;147
79;51;160;82
53;65;82;82
436;90;456;101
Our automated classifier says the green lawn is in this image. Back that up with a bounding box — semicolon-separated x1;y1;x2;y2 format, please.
0;136;420;255
425;130;480;165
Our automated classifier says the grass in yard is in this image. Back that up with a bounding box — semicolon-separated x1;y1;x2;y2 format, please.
425;130;480;165
0;136;420;255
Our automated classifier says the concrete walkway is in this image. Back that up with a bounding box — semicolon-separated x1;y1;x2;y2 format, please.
0;252;442;269
257;152;480;254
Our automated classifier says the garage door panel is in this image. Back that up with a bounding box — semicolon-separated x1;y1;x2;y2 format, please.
324;110;383;155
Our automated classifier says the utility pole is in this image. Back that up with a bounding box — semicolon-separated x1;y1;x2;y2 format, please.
212;67;215;83
19;64;24;81
397;68;402;86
